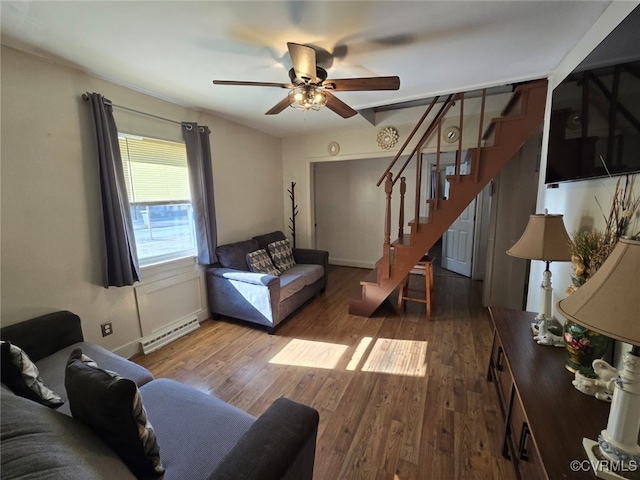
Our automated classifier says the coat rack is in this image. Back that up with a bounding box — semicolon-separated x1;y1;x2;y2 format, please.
288;182;298;248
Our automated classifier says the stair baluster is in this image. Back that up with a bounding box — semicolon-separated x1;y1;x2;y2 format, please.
455;92;464;183
398;177;406;239
474;89;487;183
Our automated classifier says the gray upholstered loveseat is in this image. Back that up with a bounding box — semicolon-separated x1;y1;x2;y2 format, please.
1;311;319;480
207;231;328;333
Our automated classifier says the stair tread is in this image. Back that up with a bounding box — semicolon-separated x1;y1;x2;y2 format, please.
393;234;413;246
349;284;364;303
408;216;430;225
360;269;379;286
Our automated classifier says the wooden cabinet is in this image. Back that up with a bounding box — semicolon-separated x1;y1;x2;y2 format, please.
487;307;611;480
489;334;512;416
509;389;546;480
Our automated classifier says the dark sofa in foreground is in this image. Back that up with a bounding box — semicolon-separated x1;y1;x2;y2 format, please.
207;231;328;333
1;311;319;480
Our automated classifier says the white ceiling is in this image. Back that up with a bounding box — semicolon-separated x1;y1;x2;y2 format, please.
1;1;614;138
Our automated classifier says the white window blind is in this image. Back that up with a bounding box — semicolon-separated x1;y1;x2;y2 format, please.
117;133;196;266
119;135;191;204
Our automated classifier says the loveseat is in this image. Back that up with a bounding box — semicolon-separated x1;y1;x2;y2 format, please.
207;231;329;333
1;311;319;480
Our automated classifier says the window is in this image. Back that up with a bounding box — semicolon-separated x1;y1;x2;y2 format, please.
118;134;196;266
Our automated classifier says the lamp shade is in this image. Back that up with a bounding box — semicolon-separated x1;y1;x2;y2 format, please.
557;237;640;345
507;213;572;261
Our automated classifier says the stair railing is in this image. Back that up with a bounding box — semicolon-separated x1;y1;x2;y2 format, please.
376;88;490;280
376;96;441;188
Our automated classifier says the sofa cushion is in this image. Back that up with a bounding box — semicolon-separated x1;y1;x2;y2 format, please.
0;341;64;408
0;310;84;362
285;264;325;286
65;348;164;477
35;341;154;416
216;239;259;271
1;389;136;480
253;231;286;250
140;378;256;480
279;272;307;301
247;249;281;276
268;239;296;271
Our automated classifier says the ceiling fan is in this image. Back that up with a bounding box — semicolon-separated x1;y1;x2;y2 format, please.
213;42;400;119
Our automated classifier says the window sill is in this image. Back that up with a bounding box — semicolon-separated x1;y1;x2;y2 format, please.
140;255;199;281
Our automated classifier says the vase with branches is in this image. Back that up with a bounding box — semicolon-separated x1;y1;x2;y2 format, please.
564;174;639;377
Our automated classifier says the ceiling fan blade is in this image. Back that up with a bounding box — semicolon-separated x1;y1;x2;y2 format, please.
265;96;292;115
287;42;317;82
323;76;400;91
213;80;293;88
324;91;358;119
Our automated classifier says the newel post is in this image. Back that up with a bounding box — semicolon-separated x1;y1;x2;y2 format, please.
382;172;393;279
384;172;393;247
398;177;406;239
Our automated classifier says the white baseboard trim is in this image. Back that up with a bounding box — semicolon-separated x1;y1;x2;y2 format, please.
113;340;143;359
113;308;209;359
329;258;376;269
196;308;210;322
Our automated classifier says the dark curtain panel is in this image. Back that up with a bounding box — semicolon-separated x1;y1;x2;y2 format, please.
182;123;217;265
85;92;140;287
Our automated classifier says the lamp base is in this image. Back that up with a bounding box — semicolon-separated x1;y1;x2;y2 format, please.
583;438;640;479
531;321;564;347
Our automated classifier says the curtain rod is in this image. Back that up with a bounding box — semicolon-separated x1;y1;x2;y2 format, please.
82;93;183;126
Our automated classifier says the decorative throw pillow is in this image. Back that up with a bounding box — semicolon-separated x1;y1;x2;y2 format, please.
246;249;281;276
65;348;164;477
268;238;296;271
0;340;64;408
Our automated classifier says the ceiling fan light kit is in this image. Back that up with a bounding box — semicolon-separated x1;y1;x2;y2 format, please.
212;42;400;119
288;85;327;112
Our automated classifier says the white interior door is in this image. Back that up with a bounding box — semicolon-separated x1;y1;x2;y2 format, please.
441;198;476;277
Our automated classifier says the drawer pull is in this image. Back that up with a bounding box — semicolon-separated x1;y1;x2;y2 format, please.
518;423;531;461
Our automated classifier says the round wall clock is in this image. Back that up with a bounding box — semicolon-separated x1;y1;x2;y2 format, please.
328;141;340;156
566;112;582;130
443;126;460;143
377;126;398;150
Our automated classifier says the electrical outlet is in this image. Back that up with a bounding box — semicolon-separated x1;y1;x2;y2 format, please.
101;322;113;337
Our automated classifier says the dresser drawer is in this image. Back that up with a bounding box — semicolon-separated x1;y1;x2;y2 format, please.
509;391;547;480
489;330;514;416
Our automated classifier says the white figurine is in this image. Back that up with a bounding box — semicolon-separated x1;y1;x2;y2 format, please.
572;359;618;402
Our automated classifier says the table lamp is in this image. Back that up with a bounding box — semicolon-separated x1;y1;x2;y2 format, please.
557;237;640;478
507;210;572;346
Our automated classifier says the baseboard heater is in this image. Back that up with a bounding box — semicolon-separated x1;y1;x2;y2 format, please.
140;316;200;355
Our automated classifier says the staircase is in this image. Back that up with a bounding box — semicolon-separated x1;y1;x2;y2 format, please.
349;80;548;317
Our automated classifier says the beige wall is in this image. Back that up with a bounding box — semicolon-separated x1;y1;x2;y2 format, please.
0;46;283;353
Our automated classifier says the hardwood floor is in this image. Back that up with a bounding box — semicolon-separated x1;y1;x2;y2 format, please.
134;265;516;480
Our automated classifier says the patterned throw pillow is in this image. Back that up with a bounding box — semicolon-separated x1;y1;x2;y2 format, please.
0;340;64;408
65;348;165;477
246;249;281;276
268;239;296;271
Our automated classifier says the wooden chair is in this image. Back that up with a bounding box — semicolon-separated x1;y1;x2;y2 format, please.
397;254;434;321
